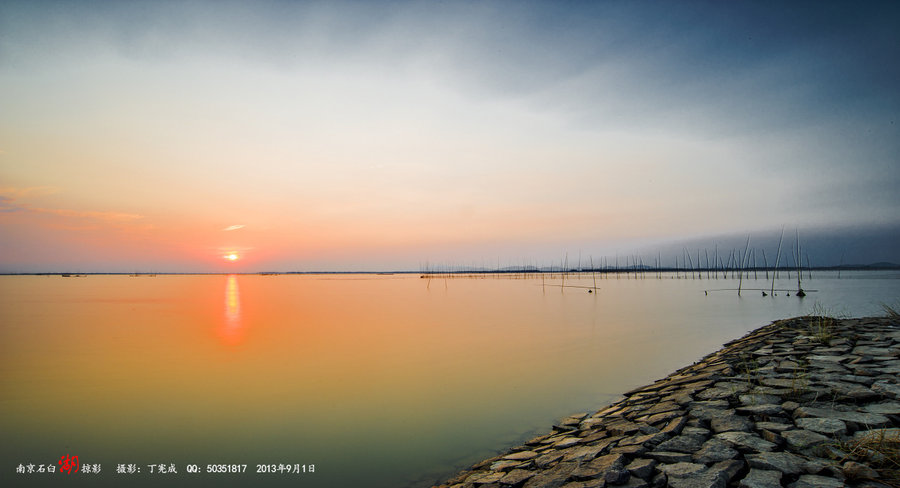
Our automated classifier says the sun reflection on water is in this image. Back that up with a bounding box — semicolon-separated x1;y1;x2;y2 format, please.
221;274;243;345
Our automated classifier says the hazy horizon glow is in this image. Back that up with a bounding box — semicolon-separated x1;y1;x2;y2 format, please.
2;1;899;272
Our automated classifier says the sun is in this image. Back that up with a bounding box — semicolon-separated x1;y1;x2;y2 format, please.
225;253;239;261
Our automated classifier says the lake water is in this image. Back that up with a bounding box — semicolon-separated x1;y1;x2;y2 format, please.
2;271;898;487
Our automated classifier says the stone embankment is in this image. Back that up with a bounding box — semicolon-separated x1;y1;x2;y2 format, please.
436;316;900;488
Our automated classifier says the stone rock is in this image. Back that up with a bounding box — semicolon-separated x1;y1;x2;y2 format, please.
787;474;845;488
714;431;776;452
469;471;505;484
562;444;607;462
710;415;753;433
782;401;801;412
570;453;628;484
499;469;536;485
666;471;726;488
736;404;783;416
692;438;738;463
611;444;647;456
553;437;583;448
643;410;682;426
617;432;667;448
755;421;793;432
657;462;707;478
746;451;807;475
782;429;830;450
793;406;890;427
504;450;539;461
795;417;847;436
689;403;733;421
842;461;879;480
697;387;738;400
535;451;566;468
522;462;578;488
861;401;900;415
625;458;656;480
655;435;706;453
871;380;900;399
808;354;847;363
760;378;797;388
853;346;894;356
621;477;650;488
490;460;525;471
707;460;744;483
852;428;900;443
607;419;643;436
740;393;781;405
659;416;688;436
821;381;879;401
738;469;782;488
645;451;692;463
644;401;680;416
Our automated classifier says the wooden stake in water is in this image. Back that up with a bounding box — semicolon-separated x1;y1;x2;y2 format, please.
795;229;805;297
738;235;751;296
772;226;784;296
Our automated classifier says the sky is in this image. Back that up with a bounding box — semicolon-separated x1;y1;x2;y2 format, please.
1;0;899;272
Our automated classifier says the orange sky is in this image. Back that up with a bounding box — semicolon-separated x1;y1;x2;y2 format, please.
2;1;898;272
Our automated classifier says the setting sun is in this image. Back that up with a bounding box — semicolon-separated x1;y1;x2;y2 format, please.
225;253;239;261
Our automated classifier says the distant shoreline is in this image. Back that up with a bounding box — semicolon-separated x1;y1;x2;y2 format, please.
1;263;899;277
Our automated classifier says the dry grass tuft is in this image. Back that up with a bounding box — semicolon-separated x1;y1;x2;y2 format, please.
838;429;900;487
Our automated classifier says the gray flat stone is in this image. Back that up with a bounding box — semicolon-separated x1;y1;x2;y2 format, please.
666;471;727;488
852;428;900;443
795;417;847;436
714;431;776;452
504;450;539;461
535;451;565;468
522;461;578;488
746;451;807;475
740;393;782;405
707;460;744;483
736;404;783;416
739;469;782;488
645;451;692;463
655;434;706;453
625;458;656;480
570;453;628;483
842;461;879;480
468;470;505;484
710;415;753;433
689;402;733;421
808;354;847;363
820;381;879;401
499;468;536;485
692;438;739;463
787;474;845;488
853;346;894;356
861;401;900;415
553;436;583;448
490;459;524;471
755;421;793;432
657;462;707;478
783;429;830;450
793;406;890;427
871;380;900;399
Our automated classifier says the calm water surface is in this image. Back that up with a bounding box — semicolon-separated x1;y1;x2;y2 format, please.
1;271;898;487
